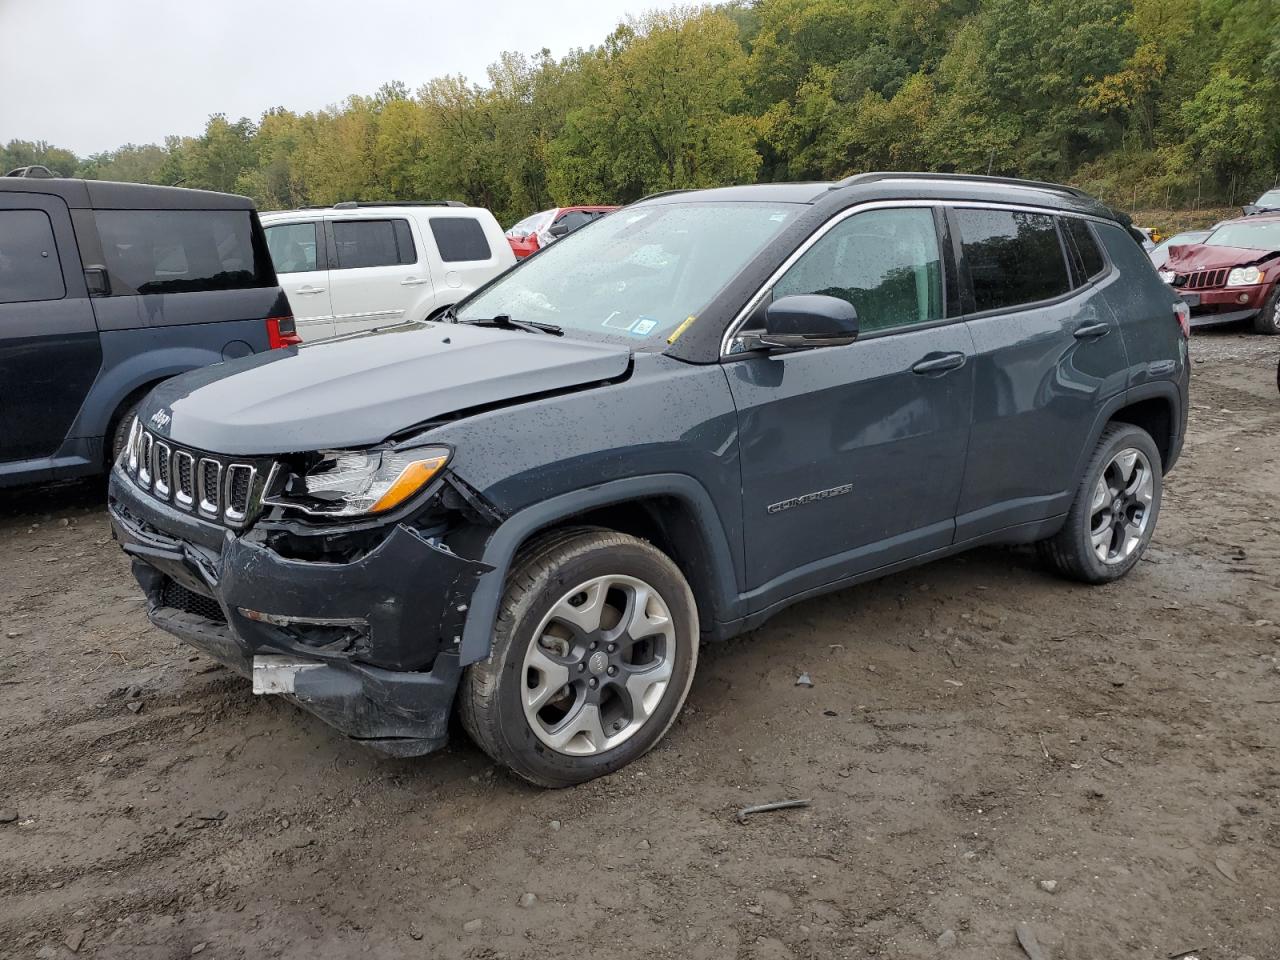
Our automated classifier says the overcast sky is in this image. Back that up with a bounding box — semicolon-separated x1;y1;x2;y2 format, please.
0;0;647;156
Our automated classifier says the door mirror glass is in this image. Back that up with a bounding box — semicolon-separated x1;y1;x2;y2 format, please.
1242;204;1260;216
747;294;859;350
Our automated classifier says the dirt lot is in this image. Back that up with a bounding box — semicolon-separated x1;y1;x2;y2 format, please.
2;331;1278;960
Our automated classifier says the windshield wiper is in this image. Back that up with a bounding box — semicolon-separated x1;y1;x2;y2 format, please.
457;313;563;336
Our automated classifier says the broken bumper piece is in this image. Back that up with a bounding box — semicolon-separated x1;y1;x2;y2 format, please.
108;467;491;757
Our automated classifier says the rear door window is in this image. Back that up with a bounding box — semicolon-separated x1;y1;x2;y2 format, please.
956;209;1070;312
331;219;414;269
265;221;320;274
0;209;65;303
95;209;273;295
429;217;492;262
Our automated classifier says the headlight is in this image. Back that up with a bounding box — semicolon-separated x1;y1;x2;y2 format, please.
266;446;450;518
1158;270;1176;284
1226;266;1263;286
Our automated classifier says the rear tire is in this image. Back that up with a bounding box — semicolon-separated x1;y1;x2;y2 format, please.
1038;423;1163;584
459;528;699;788
1253;286;1280;335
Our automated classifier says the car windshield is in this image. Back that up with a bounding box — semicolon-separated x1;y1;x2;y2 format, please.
1256;190;1280;207
458;202;800;343
1205;219;1280;251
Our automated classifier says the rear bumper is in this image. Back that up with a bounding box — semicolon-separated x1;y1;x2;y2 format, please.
108;466;490;756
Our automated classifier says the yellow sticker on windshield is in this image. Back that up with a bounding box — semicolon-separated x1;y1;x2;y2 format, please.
667;315;696;344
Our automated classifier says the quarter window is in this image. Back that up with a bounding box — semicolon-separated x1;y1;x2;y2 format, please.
0;209;65;304
265;222;319;274
1062;217;1107;284
95;209;272;295
332;219;414;269
429;217;492;262
772;207;944;334
956;209;1070;312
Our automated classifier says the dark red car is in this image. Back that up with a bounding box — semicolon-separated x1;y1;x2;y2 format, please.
505;205;619;259
1161;212;1280;334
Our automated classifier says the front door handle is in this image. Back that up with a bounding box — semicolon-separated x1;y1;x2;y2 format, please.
911;352;966;375
400;277;430;286
1074;322;1110;339
295;285;326;295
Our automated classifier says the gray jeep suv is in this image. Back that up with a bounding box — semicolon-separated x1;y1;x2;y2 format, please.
108;173;1189;787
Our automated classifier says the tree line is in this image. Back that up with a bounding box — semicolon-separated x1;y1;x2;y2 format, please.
5;0;1277;226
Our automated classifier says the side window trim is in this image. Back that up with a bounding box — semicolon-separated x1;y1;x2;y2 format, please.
1060;214;1113;290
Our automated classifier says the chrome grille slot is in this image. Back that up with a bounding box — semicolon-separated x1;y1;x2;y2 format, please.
174;451;195;508
137;432;154;487
153;441;172;499
224;464;256;523
197;458;222;518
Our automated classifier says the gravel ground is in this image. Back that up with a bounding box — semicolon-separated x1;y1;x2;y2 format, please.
1;329;1277;960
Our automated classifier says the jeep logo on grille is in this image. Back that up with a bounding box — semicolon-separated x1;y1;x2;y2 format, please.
149;408;172;430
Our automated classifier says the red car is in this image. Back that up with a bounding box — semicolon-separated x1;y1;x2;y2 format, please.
1161;212;1280;334
505;205;619;258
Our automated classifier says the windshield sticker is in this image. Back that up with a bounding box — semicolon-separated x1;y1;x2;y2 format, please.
602;311;637;331
631;317;658;337
667;315;697;344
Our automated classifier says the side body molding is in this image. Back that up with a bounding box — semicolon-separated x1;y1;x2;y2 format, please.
458;473;740;664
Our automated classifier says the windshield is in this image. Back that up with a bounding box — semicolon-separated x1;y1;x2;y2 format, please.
1256;190;1280;207
458;201;800;344
1205;219;1280;251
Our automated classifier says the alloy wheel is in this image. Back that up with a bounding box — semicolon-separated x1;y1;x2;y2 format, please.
1088;447;1155;564
521;575;676;756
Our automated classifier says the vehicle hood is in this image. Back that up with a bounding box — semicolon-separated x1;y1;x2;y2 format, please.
140;322;632;456
1165;243;1278;271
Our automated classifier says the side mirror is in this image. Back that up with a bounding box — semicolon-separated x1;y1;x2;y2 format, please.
746;294;859;351
1242;204;1260;216
548;221;570;239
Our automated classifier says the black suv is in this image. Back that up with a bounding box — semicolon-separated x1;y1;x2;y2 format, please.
0;177;296;487
108;173;1189;787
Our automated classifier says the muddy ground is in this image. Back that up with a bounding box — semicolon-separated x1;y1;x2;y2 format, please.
2;330;1278;960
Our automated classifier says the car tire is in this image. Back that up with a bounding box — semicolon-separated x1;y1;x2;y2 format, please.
1253;285;1280;335
458;527;699;787
1038;423;1163;584
108;399;141;466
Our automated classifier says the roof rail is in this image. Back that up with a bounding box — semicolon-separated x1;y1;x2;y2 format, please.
830;171;1089;200
634;189;695;203
5;164;59;179
329;200;467;209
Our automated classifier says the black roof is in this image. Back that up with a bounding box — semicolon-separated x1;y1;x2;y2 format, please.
0;177;255;211
641;172;1116;221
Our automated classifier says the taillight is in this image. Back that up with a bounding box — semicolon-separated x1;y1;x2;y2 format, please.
266;315;302;349
1173;300;1191;339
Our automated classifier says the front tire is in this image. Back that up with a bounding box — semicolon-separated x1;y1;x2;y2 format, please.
459;528;699;787
1039;423;1163;584
1253;285;1280;335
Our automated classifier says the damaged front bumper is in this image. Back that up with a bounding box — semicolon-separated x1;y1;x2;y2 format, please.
108;466;491;756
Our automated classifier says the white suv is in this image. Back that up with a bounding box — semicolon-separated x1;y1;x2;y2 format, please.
261;201;516;341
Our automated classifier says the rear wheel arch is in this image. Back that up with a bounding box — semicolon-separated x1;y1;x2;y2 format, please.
1108;395;1176;469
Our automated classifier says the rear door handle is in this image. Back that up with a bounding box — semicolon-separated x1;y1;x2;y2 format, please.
1074;322;1110;339
400;277;430;286
911;352;966;375
295;285;325;295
